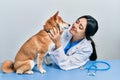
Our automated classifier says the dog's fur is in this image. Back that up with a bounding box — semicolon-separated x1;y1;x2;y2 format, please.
1;11;69;74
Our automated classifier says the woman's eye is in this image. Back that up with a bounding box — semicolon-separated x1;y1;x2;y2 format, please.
79;25;84;30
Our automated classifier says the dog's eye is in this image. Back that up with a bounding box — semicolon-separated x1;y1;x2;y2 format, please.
59;19;63;22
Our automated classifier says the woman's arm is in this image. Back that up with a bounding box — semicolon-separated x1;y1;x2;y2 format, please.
49;45;92;70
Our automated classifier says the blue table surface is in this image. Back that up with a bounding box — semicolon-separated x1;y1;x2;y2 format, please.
0;60;120;80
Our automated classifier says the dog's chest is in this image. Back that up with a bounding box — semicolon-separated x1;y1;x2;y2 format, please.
33;42;54;65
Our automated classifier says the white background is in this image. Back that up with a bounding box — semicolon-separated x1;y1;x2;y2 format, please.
0;0;120;62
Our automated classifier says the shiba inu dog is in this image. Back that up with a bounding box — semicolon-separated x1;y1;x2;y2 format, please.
1;11;70;74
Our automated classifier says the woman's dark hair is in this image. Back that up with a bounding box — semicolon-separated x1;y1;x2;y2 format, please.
79;15;98;61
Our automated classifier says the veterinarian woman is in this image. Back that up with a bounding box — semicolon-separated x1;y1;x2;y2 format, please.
47;15;98;70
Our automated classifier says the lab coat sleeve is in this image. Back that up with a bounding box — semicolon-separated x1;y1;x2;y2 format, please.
48;45;92;70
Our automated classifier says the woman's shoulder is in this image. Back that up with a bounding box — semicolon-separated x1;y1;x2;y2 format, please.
62;29;71;34
61;29;72;38
79;38;92;48
82;38;91;44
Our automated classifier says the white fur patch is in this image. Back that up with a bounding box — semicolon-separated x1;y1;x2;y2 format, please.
48;43;55;52
29;60;35;69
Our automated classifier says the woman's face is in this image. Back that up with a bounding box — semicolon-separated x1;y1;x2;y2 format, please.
69;18;87;38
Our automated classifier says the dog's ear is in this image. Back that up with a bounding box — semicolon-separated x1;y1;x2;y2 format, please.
53;11;59;20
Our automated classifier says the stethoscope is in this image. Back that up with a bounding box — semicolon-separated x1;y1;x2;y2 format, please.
80;60;111;76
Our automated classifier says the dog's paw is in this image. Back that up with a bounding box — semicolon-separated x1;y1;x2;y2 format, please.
46;63;53;66
24;70;34;74
16;70;24;74
40;69;46;74
44;55;53;66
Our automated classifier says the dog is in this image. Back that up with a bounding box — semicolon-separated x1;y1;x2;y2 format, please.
1;11;70;74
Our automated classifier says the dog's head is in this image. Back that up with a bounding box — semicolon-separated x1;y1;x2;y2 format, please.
44;11;70;33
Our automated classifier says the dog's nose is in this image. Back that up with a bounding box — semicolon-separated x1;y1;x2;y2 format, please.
68;24;71;26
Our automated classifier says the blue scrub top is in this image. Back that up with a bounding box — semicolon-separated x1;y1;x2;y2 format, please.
64;39;82;54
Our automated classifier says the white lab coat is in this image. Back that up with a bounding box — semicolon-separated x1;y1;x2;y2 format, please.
48;29;93;70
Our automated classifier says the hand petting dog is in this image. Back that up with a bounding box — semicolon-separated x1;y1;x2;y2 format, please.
48;27;63;49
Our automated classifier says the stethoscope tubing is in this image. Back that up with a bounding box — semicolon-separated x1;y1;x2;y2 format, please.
85;60;111;71
84;60;111;76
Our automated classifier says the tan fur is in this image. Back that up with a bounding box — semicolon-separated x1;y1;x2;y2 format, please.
1;11;69;74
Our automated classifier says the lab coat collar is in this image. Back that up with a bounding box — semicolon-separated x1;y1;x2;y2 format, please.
66;38;87;55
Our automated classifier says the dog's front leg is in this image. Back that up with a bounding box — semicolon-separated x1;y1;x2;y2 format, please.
37;53;46;74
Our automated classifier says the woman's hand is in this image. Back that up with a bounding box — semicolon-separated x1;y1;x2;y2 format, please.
48;27;62;49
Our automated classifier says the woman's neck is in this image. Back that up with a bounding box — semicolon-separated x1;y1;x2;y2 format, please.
71;36;85;42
